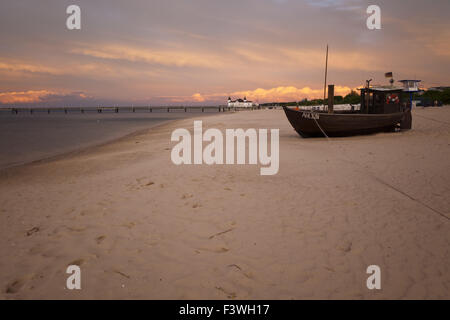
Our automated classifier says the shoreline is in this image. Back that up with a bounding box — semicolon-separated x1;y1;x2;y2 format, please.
0;111;224;173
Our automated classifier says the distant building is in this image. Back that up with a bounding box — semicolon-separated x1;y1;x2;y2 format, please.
227;97;258;108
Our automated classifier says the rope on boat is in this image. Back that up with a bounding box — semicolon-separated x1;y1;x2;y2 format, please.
312;114;330;140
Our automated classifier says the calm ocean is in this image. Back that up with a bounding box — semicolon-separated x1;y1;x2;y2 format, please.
0;109;218;169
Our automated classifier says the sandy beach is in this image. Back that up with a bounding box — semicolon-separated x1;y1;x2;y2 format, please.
0;107;449;300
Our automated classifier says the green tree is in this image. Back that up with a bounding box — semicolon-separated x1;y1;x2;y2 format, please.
343;90;360;104
334;95;344;104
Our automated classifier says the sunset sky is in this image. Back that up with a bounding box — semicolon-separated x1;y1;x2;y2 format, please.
1;0;449;106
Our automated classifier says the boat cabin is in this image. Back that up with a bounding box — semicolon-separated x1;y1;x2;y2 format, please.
398;80;421;92
399;80;422;109
359;87;405;114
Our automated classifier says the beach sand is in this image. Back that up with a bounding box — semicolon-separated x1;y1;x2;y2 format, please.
0;107;449;299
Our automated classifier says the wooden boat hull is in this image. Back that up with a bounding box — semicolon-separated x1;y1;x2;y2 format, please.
283;107;410;138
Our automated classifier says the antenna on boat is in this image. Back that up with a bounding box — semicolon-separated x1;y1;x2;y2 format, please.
323;44;329;110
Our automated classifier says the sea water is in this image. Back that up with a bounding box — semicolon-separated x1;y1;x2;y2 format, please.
0;109;218;169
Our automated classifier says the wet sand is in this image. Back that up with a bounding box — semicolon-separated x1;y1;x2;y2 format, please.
0;107;449;299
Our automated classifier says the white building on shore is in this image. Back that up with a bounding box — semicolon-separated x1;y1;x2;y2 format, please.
227;97;258;108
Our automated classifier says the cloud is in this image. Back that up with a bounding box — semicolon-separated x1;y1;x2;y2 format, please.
71;44;223;69
0;90;91;105
0;62;64;76
231;85;354;101
279;48;383;72
191;93;206;102
160;85;355;104
158;92;206;103
0;90;54;104
69;40;388;76
306;0;363;11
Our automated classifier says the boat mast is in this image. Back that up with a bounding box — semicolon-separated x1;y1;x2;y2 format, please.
323;44;329;110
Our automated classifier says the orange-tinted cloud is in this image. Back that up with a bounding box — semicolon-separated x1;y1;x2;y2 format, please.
0;90;91;105
69;42;386;74
161;85;355;104
0;62;63;75
71;45;223;69
0;90;55;104
231;85;354;101
159;92;206;103
191;93;206;102
279;48;383;72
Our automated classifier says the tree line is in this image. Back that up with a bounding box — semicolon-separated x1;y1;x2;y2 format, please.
260;88;450;107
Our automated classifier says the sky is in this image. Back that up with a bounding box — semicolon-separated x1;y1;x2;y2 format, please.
0;0;449;106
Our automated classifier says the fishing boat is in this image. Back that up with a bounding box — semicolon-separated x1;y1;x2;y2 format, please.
283;45;413;138
283;85;412;138
284;107;409;138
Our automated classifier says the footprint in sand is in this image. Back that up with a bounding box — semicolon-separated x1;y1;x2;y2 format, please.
64;225;87;233
96;235;106;244
26;227;39;236
215;286;237;299
5;274;33;294
197;246;229;253
228;264;254;279
113;269;131;279
79;209;92;216
121;222;136;229
68;258;85;267
337;240;353;253
128;178;155;190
